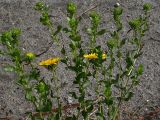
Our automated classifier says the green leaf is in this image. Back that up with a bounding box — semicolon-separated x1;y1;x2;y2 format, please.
45;99;52;111
36;81;49;93
69;18;78;29
17;78;28;87
126;53;133;69
40;99;52;112
63;28;70;33
78;94;85;103
87;28;92;35
134;52;143;59
107;39;118;49
95;113;104;120
11;28;21;40
67;2;77;15
0;50;4;55
1;28;21;47
68;66;77;72
137;64;143;75
87;104;93;113
61;59;68;64
117;50;122;58
69;42;76;51
9;48;21;59
104;97;113;105
89;11;101;26
113;6;123;16
71;35;81;41
4;65;15;72
104;86;112;97
129;18;142;30
25;89;36;102
82;110;88;119
120;38;126;47
132;78;140;86
40;13;51;26
61;46;66;55
29;68;40;80
75;72;86;83
124;92;134;101
34;2;48;12
97;29;106;35
83;81;90;88
53;25;62;36
69;92;77;99
65;115;76;120
103;80;111;88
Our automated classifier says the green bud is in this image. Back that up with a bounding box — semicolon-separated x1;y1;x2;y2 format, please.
107;39;118;49
40;13;51;26
143;3;152;11
129;18;142;30
67;2;77;15
36;81;49;93
69;18;78;29
34;2;46;11
137;64;143;75
25;52;35;62
89;11;101;26
113;6;123;16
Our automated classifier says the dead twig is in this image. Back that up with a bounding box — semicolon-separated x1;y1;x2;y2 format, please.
32;103;80;117
32;96;103;117
35;41;53;57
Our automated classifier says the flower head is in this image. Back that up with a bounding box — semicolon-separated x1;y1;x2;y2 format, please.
84;53;98;59
39;57;60;66
83;53;106;60
26;52;35;58
102;53;106;59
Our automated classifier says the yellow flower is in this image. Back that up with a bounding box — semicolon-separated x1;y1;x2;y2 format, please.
102;53;106;59
83;53;98;59
26;52;35;59
83;53;106;60
39;57;60;66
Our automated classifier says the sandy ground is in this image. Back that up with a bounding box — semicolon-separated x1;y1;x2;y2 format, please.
0;0;160;119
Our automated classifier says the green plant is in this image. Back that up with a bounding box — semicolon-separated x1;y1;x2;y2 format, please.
0;2;152;120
